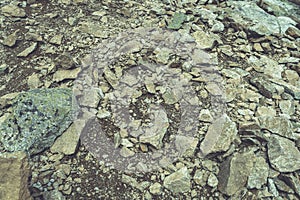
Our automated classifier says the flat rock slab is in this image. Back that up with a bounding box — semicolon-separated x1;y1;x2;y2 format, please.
267;135;300;173
218;151;255;196
200;114;238;156
163;167;191;193
0;151;32;200
0;88;74;155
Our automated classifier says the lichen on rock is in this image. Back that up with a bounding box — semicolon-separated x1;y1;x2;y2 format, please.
0;88;74;155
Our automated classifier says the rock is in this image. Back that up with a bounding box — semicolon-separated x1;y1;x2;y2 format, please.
78;87;103;108
267;135;300;172
78;21;108;38
218;151;255;196
139;106;169;149
163;167;191;193
249;76;278;99
192;29;218;49
53;68;81;82
174;136;198;157
17;43;37;57
1;30;18;47
0;152;32;200
43;190;65;200
279;100;295;116
198;109;213;122
269;78;300;100
149;182;162;195
247;156;269;189
285;26;300;38
193;169;209;187
0;88;74;155
0;92;19;108
167;12;186;30
255;106;276;117
268;178;279;197
280;174;300;196
1;4;26;17
50;120;85;155
207;173;218;188
227;1;296;36
27;73;42;89
49;35;63;45
258;116;296;140
200;114;238;157
211;20;225;33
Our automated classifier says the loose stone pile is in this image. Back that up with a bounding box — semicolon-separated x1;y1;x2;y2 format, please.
0;0;299;199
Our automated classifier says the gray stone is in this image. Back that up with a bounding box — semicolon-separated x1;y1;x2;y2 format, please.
207;173;218;188
149;182;162;195
17;43;37;57
1;30;18;47
167;12;186;30
267;135;300;172
258;116;296;140
249;76;278;99
268;178;279;197
163;167;191;193
280;174;300;196
193;169;209;187
269;78;300;100
139;106;169;149
247;156;269;189
174;135;198;157
227;1;297;36
78;21;108;38
192;30;218;49
218;151;255;196
43;190;65;200
279;100;295;116
53;68;81;82
200;114;238;156
0;88;74;155
50;120;85;155
255;106;276;117
0;152;32;200
1;4;26;17
78;88;103;108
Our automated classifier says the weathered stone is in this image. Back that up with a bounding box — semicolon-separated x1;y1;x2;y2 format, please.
249;76;278;99
269;78;300;100
53;68;81;82
218;151;255;196
0;152;32;200
200;114;238;156
279;100;295;116
192;30;218;49
280;174;300;196
255;106;276;117
1;30;18;47
174;136;198;157
258;116;296;140
27;73;42;89
149;182;162;195
198;109;213;122
267;135;300;172
78;21;108;38
0;88;74;155
17;43;37;57
43;190;65;200
139;106;169;149
50;120;85;155
207;173;218;188
193;169;209;187
163;167;191;193
167;12;186;30
247;156;269;189
49;34;63;45
1;4;26;17
78;88;103;108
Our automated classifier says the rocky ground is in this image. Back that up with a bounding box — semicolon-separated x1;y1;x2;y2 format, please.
0;0;300;199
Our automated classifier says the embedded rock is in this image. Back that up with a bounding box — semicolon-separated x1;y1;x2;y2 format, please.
0;88;74;155
0;152;32;200
218;151;255;196
200;114;238;156
163;167;191;193
247;156;269;189
267;135;300;173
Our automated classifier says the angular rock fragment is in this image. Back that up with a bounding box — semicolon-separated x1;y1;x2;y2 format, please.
267;135;300;172
1;31;18;47
247;156;269;189
258;116;296;140
0;152;32;200
167;12;186;30
53;68;81;82
17;43;37;57
1;4;26;17
163;167;191;193
218;151;255;196
200;114;238;156
175;136;198;157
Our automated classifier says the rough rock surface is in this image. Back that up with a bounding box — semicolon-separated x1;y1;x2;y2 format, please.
0;88;73;154
267;135;300;172
163;167;191;193
0;151;32;200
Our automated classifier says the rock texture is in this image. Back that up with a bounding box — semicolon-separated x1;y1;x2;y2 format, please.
0;152;32;200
